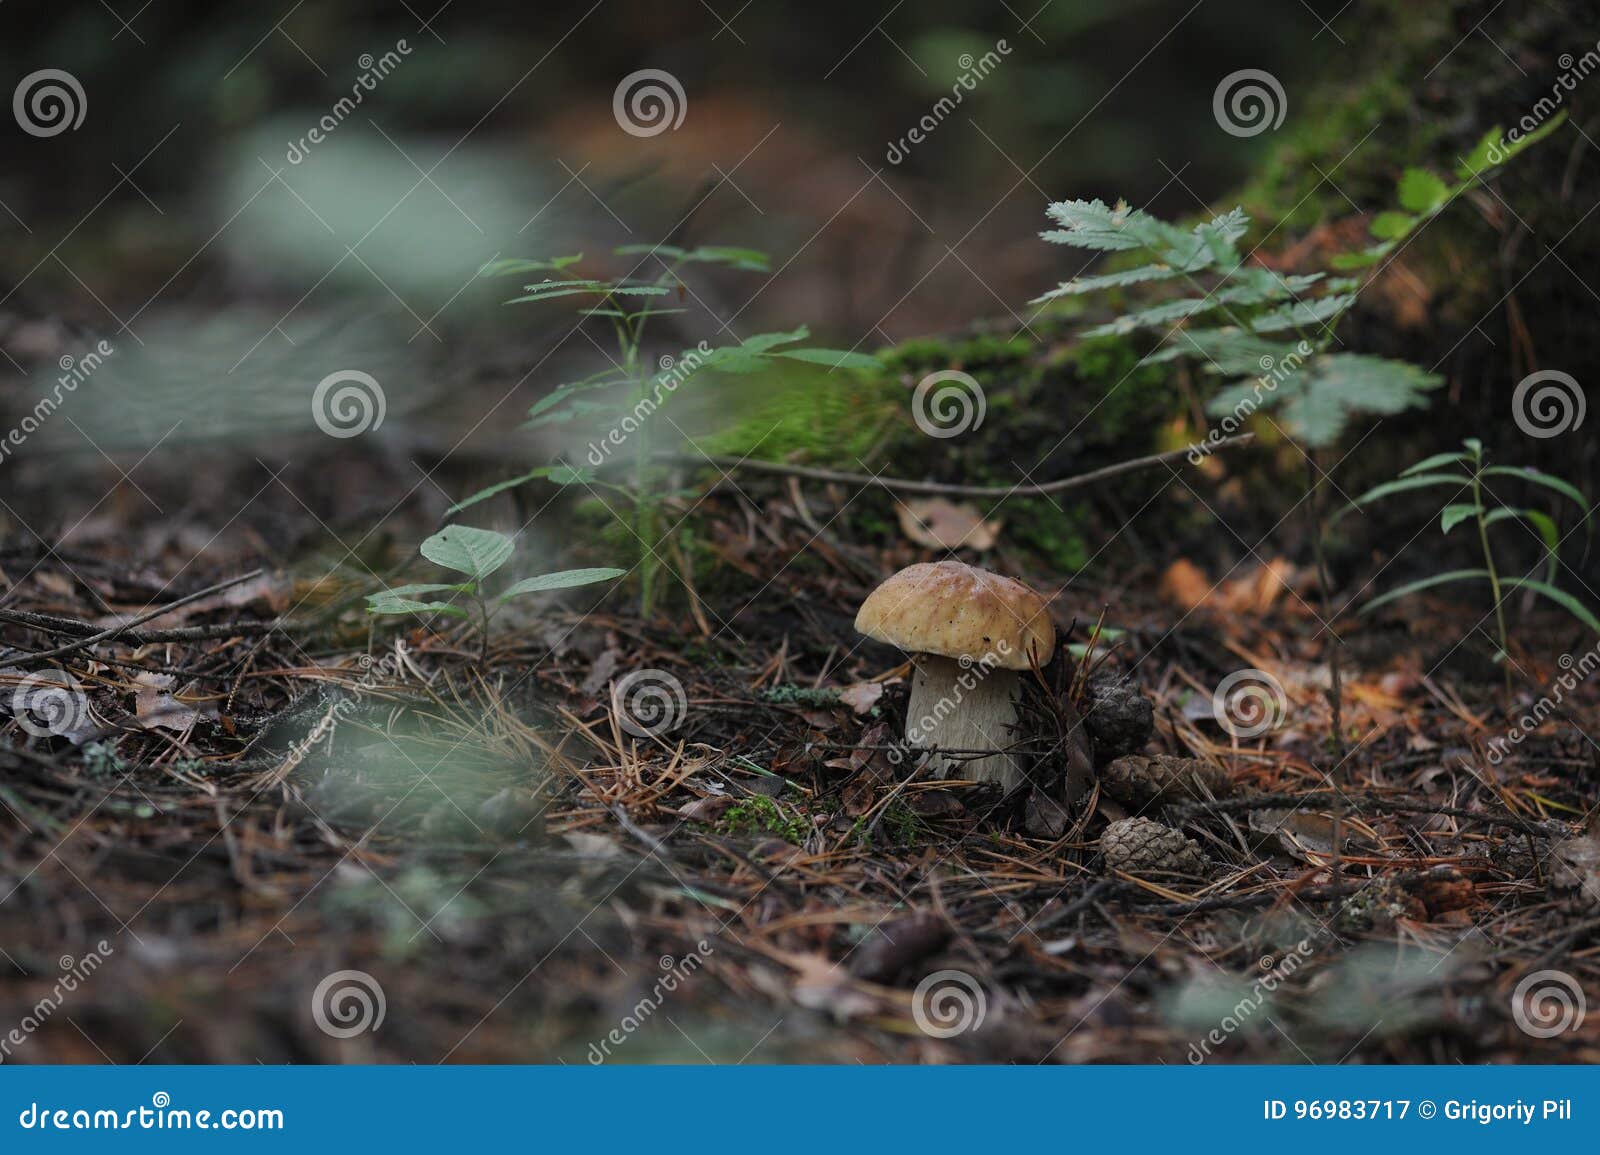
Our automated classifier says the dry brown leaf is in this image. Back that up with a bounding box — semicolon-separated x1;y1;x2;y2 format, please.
132;672;210;732
895;497;1001;551
837;681;884;715
1158;558;1212;612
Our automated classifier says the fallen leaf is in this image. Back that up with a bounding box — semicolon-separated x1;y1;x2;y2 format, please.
1158;558;1212;612
896;498;1001;551
837;681;884;715
1551;816;1600;905
133;672;210;732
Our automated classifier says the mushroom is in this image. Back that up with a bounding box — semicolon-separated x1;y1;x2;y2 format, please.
854;560;1055;790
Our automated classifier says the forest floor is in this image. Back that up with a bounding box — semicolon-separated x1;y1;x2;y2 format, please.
1;439;1598;1066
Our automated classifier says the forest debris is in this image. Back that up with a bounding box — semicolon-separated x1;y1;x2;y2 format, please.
1099;817;1208;877
848;912;950;981
1159;559;1212;611
1100;754;1233;807
895;497;1002;550
1550;816;1600;905
837;681;884;715
1248;808;1379;861
132;672;211;731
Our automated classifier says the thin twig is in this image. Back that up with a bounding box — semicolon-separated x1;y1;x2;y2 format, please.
653;434;1255;498
0;570;267;670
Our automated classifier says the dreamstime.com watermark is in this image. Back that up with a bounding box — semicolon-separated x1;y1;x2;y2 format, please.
911;369;985;439
587;942;712;1062
285;40;412;164
0;942;113;1063
612;668;688;738
613;69;687;137
1213;69;1287;137
1485;40;1600;165
1485;640;1600;764
16;1093;283;1132
1187;341;1312;464
884;41;1011;164
1512;369;1585;439
912;969;987;1038
279;648;413;773
312;369;386;438
1211;668;1289;739
311;969;386;1039
0;340;115;468
13;68;86;137
583;341;712;467
887;641;1011;767
1511;969;1587;1038
1186;936;1318;1063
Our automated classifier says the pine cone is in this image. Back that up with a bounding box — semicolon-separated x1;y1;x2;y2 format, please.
1083;677;1154;763
1101;754;1234;807
1099;817;1208;877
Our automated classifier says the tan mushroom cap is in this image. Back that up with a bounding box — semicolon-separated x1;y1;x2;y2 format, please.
854;560;1055;670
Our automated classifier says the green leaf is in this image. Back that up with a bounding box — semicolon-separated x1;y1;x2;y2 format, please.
1329;242;1393;270
1361;570;1491;615
1502;577;1600;633
1030;262;1183;301
1335;472;1473;520
446;466;596;515
498;567;627;601
1439;504;1482;534
614;243;686;260
1485;507;1561;583
1278;354;1441;447
773;348;879;370
421;525;515;579
1481;465;1590;518
1402;451;1472;476
1249;294;1355;334
366;584;472;618
479;255;583;278
682;245;770;271
1370;211;1418;241
1455;113;1567;180
1397;168;1450;214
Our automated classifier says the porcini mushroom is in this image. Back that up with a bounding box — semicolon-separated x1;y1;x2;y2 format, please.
855;560;1055;790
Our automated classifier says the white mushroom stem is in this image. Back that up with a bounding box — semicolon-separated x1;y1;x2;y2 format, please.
905;654;1024;791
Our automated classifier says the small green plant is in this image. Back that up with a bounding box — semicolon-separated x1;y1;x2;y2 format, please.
454;244;878;613
1031;122;1560;447
720;794;810;843
1343;439;1597;660
366;524;622;657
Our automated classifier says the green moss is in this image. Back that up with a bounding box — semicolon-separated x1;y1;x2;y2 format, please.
759;684;843;708
720;795;810;843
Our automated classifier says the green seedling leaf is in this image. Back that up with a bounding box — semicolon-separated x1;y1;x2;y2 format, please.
1481;466;1590;518
774;348;880;370
1484;507;1561;582
421;525;515;579
1502;577;1600;633
498;567;627;601
1370;211;1418;241
1333;472;1473;521
1440;504;1481;534
446;466;596;515
1402;451;1473;476
1397;168;1450;214
1361;570;1492;615
479;255;583;277
367;593;471;618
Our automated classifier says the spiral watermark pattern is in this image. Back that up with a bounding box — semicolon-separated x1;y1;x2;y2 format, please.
613;69;687;138
13;69;86;137
1511;969;1586;1038
912;370;986;439
10;671;88;738
312;370;386;439
1212;69;1286;138
1512;370;1585;438
613;669;687;737
311;969;386;1038
911;969;987;1038
1211;669;1287;738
